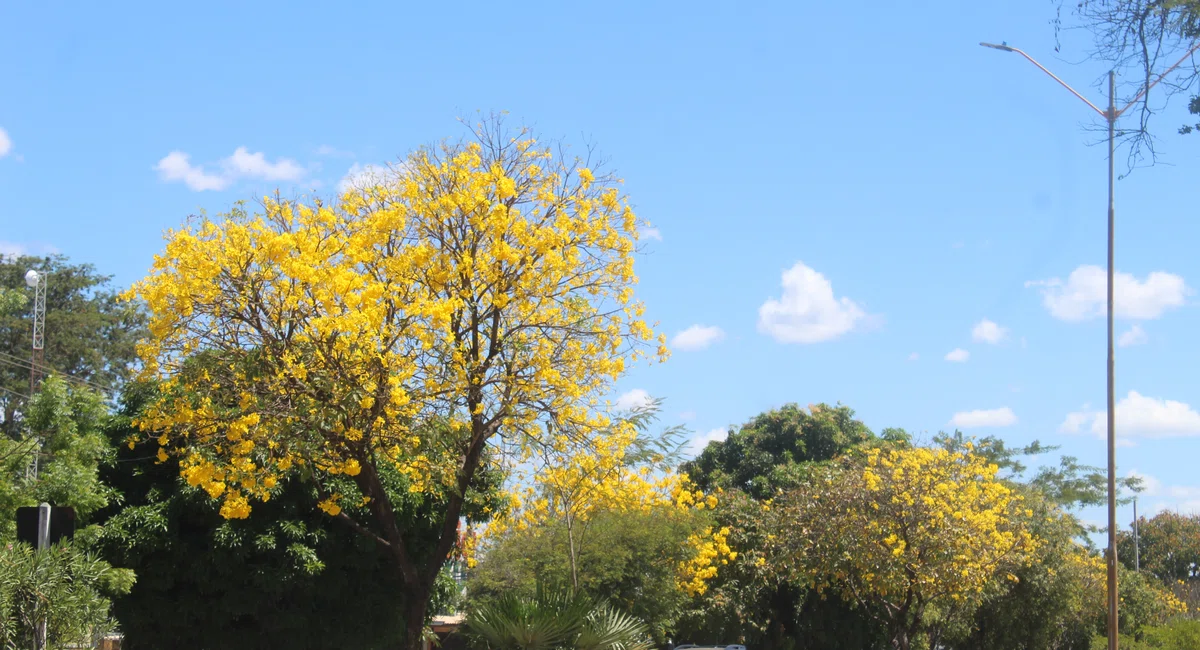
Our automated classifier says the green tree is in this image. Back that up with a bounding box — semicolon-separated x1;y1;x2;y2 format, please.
0;542;135;649
1119;511;1200;582
97;382;503;650
0;376;135;648
775;446;1038;650
673;489;885;650
0;255;147;434
674;404;889;650
681;403;880;500
470;506;699;644
0;289;24;317
943;489;1104;650
0;376;116;539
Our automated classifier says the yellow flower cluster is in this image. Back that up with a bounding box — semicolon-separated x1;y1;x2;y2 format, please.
679;526;736;596
124;127;665;520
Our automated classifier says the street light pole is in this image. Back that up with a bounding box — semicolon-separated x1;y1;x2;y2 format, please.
980;39;1200;650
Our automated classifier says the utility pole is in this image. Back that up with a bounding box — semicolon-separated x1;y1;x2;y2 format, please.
980;38;1200;650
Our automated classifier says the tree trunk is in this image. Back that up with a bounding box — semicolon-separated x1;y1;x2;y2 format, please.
403;588;431;650
565;509;579;594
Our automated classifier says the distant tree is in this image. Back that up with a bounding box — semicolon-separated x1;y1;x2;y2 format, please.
942;489;1104;650
673;489;886;650
470;507;701;645
0;288;24;316
682;403;880;500
0;376;116;539
0;255;147;434
1119;511;1200;582
775;446;1038;650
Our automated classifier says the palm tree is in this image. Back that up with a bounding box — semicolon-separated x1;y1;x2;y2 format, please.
465;588;654;650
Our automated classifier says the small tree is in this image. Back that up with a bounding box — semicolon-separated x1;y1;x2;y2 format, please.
775;446;1037;650
125;117;665;650
0;255;146;435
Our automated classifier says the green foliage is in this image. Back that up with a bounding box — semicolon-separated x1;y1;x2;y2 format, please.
464;588;653;650
673;489;884;650
470;507;698;643
0;376;116;539
0;289;23;318
1120;511;1200;581
681;403;876;500
95;382;502;649
675;404;887;650
1093;618;1200;650
943;489;1100;650
0;255;147;434
0;541;134;650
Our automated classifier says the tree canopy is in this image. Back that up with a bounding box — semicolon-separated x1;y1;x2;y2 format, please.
125;118;664;649
681;403;881;500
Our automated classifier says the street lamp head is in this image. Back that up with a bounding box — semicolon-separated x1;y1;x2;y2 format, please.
24;270;40;288
980;41;1015;52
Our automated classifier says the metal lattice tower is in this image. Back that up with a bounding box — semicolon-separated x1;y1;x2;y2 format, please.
26;271;47;481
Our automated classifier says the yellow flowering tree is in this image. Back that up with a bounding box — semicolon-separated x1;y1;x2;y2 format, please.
776;446;1037;650
125;118;665;649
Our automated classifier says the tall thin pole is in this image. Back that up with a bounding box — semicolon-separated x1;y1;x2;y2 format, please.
1106;68;1119;650
1134;497;1140;572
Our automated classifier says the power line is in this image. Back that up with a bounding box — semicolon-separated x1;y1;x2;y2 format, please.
0;384;29;401
0;350;118;394
0;352;117;396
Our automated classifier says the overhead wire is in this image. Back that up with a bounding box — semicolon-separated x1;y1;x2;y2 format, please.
0;352;119;396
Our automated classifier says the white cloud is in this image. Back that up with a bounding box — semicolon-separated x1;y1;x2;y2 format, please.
640;227;662;241
1126;471;1200;514
671;325;725;351
223;147;304;182
908;352;919;361
156;151;230;191
1060;391;1200;440
971;318;1008;344
949;407;1017;428
614;389;653;412
1028;265;1190;321
758;261;868;344
156;147;306;191
315;144;353;157
337;162;400;193
0;127;11;158
688;427;729;454
1118;324;1148;347
944;348;970;362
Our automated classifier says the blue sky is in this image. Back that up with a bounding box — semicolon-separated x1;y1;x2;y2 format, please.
2;0;1199;528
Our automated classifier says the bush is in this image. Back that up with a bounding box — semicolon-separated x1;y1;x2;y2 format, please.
0;542;134;649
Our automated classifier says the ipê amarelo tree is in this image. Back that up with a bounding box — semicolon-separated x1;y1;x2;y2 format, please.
124;117;667;650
